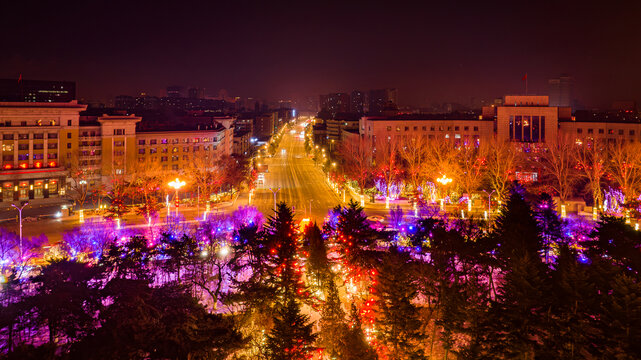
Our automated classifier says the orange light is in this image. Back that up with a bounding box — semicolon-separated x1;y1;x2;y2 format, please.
19;163;28;169
48;161;57;167
34;162;42;168
3;164;12;170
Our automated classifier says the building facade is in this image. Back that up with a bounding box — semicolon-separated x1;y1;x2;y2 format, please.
359;114;494;147
0;102;234;203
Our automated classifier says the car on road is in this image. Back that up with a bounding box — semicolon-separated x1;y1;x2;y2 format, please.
367;215;385;223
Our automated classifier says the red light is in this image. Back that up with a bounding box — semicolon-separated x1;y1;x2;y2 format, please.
19;163;27;169
48;161;57;167
34;162;42;168
3;164;12;170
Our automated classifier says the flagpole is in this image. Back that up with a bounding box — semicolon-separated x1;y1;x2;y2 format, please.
525;73;528;95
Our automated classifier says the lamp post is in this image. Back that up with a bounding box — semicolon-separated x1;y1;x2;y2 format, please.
482;189;496;215
269;187;280;212
11;202;28;260
168;178;186;217
436;174;453;211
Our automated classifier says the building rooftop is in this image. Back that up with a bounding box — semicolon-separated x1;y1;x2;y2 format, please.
363;112;483;121
563;110;641;124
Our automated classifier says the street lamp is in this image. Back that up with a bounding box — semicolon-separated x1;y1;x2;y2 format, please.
436;174;453;210
269;187;280;212
168;178;186;217
482;189;496;215
11;202;28;260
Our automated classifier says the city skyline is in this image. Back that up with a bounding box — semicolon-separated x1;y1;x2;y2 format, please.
1;1;640;108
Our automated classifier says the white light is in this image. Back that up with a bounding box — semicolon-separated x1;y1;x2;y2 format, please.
55;211;62;218
218;245;230;257
201;250;209;257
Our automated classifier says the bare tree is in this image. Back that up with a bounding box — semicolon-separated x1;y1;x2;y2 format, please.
375;135;400;199
425;139;461;185
607;140;641;199
67;158;90;210
186;151;218;205
483;139;518;201
128;158;165;221
399;135;430;199
539;136;579;205
574;139;607;207
339;136;374;196
456;144;486;198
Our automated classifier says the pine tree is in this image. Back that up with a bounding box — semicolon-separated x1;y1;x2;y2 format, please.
535;193;564;263
598;273;641;358
375;248;426;359
542;245;599;359
304;223;330;288
341;303;378;360
318;278;347;358
266;298;317;360
584;215;641;274
483;252;550;359
491;184;544;266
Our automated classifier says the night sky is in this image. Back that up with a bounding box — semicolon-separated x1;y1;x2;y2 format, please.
1;0;640;108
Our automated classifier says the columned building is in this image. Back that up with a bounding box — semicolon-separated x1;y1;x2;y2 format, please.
0;101;86;202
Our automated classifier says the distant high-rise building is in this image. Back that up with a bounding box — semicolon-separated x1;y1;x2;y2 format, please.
0;79;76;102
188;87;205;99
320;93;350;117
279;100;293;109
548;76;572;107
368;88;397;115
135;94;160;110
114;95;136;109
350;90;364;113
166;85;183;98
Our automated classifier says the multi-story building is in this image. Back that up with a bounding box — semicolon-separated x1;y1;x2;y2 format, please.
350;90;365;114
559;110;641;144
0;101;86;202
368;88;397;115
254;112;277;140
360;113;494;147
233;130;252;157
548;76;572;107
488;95;571;145
0;101;234;204
320;93;350;116
0;79;76;103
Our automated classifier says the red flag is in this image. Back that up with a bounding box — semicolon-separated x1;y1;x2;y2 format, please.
17;74;22;83
521;73;527;81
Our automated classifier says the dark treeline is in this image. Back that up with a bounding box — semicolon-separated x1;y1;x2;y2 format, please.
1;184;641;359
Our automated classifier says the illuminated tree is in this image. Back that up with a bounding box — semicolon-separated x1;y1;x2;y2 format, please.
574;139;607;207
266;298;317;360
318;278;348;358
374;248;426;359
340;136;374;197
375;135;400;201
456;143;486;199
129;158;164;221
67;158;91;211
539;137;579;205
104;173;129;219
483;139;518;201
607;141;641;200
425;139;460;187
398;135;429;198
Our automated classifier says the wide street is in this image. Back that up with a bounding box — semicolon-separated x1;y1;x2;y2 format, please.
0;121;397;243
249;124;344;222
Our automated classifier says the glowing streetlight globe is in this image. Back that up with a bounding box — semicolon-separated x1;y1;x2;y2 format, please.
168;178;186;190
436;174;453;185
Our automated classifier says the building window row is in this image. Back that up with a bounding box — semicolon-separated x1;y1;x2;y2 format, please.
386;125;480;132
